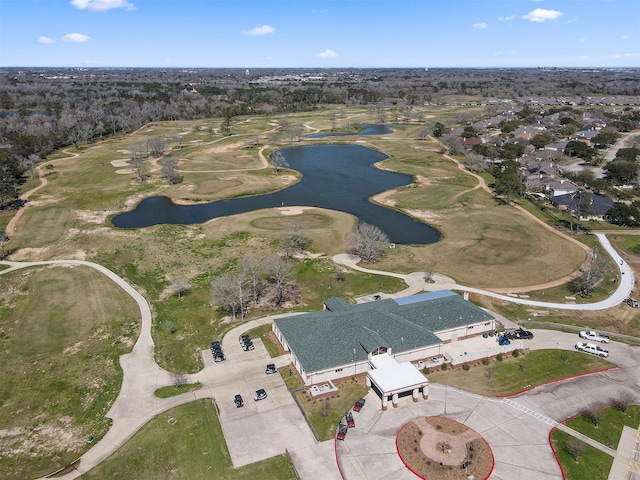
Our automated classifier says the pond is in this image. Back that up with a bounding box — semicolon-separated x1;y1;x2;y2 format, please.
112;144;441;245
305;124;393;138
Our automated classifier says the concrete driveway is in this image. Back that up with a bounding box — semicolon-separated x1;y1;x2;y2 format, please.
336;330;640;480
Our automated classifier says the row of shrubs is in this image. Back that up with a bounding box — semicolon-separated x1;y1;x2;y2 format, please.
423;349;522;374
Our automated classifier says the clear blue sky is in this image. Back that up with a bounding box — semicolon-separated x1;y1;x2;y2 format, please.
1;0;638;68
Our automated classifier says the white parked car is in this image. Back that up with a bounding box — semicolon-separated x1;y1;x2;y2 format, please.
579;330;610;344
575;342;609;358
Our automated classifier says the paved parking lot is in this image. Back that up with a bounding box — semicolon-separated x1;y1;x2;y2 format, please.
197;335;317;468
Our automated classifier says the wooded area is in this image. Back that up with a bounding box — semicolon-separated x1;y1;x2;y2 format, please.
1;67;639;211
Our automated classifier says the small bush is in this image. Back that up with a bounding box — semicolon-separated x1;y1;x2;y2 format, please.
496;353;503;362
481;358;490;365
512;349;520;358
423;367;430;374
462;363;470;371
441;363;448;371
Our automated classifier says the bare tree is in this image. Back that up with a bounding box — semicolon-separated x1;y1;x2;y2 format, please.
348;221;390;264
280;221;310;261
271;151;289;173
265;255;293;307
161;158;182;184
0;229;8;259
417;128;430;140
147;136;167;157
128;143;146;181
564;438;587;463
170;131;183;149
211;273;242;321
173;371;187;388
570;247;604;298
440;134;463;155
239;255;266;306
167;277;190;299
612;389;635;413
583;407;605;427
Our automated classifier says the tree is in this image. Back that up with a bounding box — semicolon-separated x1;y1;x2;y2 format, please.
564;141;596;162
592;130;619;149
348;221;390;263
583;407;605;427
280;221;309;260
238;255;265;306
161;158;182;184
146;136;167;157
432;122;445;138
167;277;189;299
492;160;525;198
530;131;553;149
440;134;463;155
604;160;638;184
417;127;430;140
271;151;289;173
128;143;146;181
569;247;603;297
612;389;634;413
564;438;587;462
265;255;293;308
211;273;242;321
0;229;8;259
614;147;640;162
173;371;187;388
607;203;640;227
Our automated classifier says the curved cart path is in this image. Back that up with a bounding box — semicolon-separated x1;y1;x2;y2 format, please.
334;232;634;311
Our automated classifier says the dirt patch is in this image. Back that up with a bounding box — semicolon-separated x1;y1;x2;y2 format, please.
397;417;493;480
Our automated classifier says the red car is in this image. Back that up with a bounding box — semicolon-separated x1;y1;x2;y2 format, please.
353;398;365;412
345;411;355;428
337;423;348;441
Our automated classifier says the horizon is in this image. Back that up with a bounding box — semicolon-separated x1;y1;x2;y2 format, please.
1;0;638;69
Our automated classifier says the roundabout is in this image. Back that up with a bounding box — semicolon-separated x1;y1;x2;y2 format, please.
396;417;493;480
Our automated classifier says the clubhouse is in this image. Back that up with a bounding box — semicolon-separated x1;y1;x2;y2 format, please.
272;290;496;408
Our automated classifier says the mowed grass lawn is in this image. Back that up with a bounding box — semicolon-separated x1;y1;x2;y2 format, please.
80;399;296;480
425;349;613;397
0;265;140;480
551;405;640;480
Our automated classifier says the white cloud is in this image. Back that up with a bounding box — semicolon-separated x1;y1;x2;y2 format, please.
37;36;54;44
614;53;640;58
473;23;487;29
498;15;516;21
316;49;338;59
71;0;134;11
522;8;563;22
243;25;275;36
61;33;91;43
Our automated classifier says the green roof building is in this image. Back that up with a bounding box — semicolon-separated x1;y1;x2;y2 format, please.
273;290;495;388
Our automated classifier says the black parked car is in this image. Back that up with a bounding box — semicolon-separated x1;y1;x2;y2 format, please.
240;335;251;345
512;328;534;340
254;388;267;401
213;351;225;362
265;363;277;375
234;394;244;408
242;342;255;351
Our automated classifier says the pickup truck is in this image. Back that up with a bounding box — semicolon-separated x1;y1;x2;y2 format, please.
575;342;609;358
579;330;610;344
